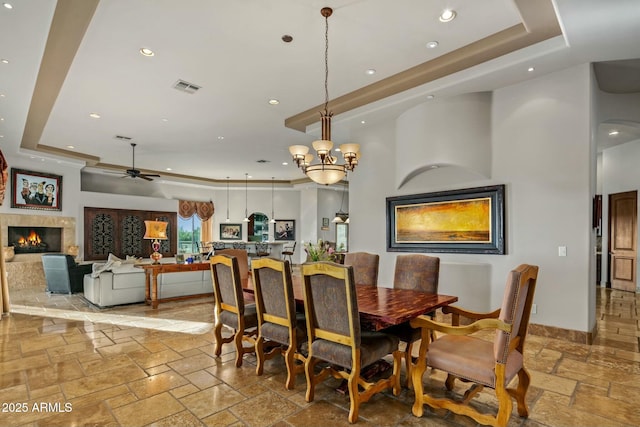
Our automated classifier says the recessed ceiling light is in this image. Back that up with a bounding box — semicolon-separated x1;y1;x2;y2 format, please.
89;112;101;119
426;41;439;49
426;94;435;99
0;135;4;138
0;117;4;121
282;162;288;166
1;59;9;64
527;66;535;72
165;167;172;171
217;136;224;140
161;118;169;122
0;93;5;97
335;147;341;152
360;120;366;124
66;145;75;149
3;3;13;9
439;9;456;22
365;69;376;75
268;99;279;105
609;130;620;136
140;48;154;57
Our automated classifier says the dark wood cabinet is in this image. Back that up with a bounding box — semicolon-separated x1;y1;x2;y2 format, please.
84;207;177;261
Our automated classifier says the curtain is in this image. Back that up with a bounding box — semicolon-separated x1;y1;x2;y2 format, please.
178;200;214;221
178;200;214;245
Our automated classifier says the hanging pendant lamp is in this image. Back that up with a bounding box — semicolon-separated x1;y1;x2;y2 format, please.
243;173;250;222
269;177;276;223
225;177;231;222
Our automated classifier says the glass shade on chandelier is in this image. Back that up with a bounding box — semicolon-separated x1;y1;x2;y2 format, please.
143;219;168;264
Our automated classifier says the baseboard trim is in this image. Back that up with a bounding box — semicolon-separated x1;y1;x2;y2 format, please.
529;322;595;345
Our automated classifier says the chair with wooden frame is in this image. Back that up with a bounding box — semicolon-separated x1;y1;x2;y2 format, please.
215;249;249;286
252;257;307;389
281;241;296;264
301;261;402;423
343;251;379;286
386;254;440;387
409;264;539;427
210;254;258;367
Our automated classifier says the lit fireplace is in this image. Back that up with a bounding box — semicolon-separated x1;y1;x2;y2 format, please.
8;226;62;254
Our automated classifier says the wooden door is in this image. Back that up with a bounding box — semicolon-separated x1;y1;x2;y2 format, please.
609;191;637;292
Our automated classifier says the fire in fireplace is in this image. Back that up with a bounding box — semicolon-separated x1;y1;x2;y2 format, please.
8;226;62;254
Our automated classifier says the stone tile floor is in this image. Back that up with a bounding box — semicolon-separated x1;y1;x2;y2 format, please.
0;285;638;426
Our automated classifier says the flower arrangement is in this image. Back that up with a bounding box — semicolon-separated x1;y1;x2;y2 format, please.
304;239;335;262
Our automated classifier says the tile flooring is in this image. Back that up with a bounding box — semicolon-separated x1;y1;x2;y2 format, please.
0;286;638;427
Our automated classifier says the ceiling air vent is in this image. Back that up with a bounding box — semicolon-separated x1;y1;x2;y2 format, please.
173;79;201;94
256;159;270;163
115;135;132;141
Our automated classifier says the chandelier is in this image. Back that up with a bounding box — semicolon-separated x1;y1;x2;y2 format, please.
289;7;360;186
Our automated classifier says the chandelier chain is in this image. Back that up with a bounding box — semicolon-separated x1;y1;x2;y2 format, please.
324;11;329;114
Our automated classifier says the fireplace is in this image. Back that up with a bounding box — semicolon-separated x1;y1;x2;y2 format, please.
8;226;62;254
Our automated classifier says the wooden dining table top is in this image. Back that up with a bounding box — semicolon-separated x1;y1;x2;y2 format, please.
244;275;458;332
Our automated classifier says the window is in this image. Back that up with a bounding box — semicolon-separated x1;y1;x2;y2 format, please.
178;215;201;254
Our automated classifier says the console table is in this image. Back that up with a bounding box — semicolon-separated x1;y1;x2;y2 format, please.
137;262;211;309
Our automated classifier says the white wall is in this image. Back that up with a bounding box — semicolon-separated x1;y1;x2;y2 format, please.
350;64;594;332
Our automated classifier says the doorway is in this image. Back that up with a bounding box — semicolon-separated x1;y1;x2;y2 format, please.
608;190;637;292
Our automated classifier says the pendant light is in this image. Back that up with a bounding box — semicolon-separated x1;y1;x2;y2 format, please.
225;176;230;222
269;177;276;223
333;185;349;223
243;173;250;222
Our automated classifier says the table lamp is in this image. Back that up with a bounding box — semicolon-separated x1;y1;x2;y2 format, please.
144;219;168;264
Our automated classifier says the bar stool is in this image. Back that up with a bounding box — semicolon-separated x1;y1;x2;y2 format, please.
281;241;296;264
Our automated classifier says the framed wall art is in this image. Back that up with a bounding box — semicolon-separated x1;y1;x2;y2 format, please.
386;184;505;254
220;223;242;240
274;219;295;241
11;168;62;211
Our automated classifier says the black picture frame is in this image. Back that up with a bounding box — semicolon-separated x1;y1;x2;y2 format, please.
220;223;242;240
274;219;295;241
11;168;63;211
386;184;505;254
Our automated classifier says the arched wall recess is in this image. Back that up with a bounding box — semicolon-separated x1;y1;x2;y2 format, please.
397;163;489;190
395;92;492;190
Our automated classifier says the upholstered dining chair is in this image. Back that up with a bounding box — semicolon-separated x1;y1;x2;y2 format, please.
252;257;307;389
409;264;539;427
215;249;249;286
343;252;379;286
301;261;402;423
210;254;258;367
386;254;440;387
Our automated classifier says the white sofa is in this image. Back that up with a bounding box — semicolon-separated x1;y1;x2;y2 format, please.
83;258;213;307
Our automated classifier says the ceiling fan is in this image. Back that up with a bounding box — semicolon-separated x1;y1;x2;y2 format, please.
119;142;160;181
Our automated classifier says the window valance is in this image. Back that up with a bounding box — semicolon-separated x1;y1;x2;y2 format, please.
178;200;215;221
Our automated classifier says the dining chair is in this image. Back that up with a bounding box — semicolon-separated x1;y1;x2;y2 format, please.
343;252;379;286
252;257;307;389
281;241;296;264
387;254;440;387
210;254;257;367
301;261;402;423
215;249;249;286
409;264;539;427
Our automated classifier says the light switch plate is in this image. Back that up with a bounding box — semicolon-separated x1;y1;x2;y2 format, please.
558;246;567;257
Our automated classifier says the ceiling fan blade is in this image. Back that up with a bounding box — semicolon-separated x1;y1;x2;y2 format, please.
140;175;154;181
142;174;160;178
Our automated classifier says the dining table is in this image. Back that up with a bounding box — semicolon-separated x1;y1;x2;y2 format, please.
243;275;458;332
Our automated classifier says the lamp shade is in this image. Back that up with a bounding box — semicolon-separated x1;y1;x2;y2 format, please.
312;139;333;155
143;220;168;240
